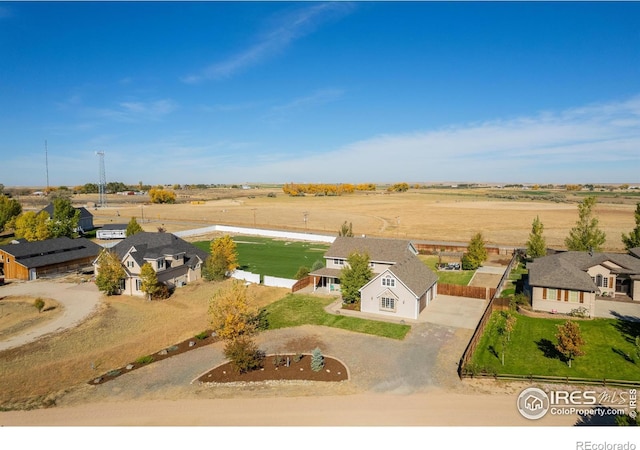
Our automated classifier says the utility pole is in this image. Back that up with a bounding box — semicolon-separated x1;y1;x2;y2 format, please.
45;140;50;192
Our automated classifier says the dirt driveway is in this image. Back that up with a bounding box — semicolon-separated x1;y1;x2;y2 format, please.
0;280;101;351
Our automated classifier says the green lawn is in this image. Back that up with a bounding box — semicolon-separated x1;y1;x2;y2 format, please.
471;311;640;381
263;294;411;340
419;255;475;285
194;236;329;278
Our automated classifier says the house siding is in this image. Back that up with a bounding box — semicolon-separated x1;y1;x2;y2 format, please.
531;286;596;317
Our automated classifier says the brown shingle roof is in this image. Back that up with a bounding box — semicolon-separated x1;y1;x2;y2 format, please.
324;236;416;264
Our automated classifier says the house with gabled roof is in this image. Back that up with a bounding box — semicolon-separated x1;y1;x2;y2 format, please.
310;236;438;320
527;248;640;317
40;203;94;233
0;237;102;280
94;232;209;297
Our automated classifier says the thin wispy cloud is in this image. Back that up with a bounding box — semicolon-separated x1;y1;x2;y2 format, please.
181;3;354;83
92;99;178;123
265;88;345;123
231;95;640;184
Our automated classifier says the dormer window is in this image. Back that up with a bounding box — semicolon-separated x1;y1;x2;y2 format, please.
157;258;165;270
334;258;344;265
382;275;395;287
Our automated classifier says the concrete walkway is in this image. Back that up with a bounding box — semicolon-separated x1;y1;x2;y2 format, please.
0;280;102;351
594;298;640;322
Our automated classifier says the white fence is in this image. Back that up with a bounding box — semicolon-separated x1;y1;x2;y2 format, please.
263;275;297;289
229;269;261;284
175;225;335;243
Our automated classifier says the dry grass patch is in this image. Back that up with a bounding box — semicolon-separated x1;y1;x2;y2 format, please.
0;279;288;410
85;189;638;251
0;296;62;340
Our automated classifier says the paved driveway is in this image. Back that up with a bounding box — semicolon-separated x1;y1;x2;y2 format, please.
0;280;102;351
420;294;487;329
594;299;640;322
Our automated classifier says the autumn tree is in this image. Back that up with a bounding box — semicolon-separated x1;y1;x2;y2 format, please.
203;235;238;281
462;232;488;270
621;203;640;251
95;250;126;295
340;251;373;304
139;262;160;301
565;196;606;252
33;298;45;313
526;216;547;258
338;221;353;237
555;320;585;368
149;188;176;204
0;194;22;232
209;281;264;373
126;217;143;237
13;211;52;241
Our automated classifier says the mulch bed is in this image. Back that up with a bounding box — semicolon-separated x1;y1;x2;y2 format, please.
89;330;219;385
197;354;348;384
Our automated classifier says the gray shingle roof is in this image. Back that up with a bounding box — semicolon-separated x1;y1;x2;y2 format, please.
324;236;416;264
0;237;102;269
100;223;128;231
387;255;438;297
527;250;640;291
112;232;209;268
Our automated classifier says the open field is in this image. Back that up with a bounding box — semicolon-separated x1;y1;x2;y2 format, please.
0;296;61;341
36;188;638;251
0;279;288;410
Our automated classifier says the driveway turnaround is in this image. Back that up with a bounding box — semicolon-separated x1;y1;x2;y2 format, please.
0;280;101;351
594;299;640;321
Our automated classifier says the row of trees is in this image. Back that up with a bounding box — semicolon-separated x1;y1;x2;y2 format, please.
2;197;80;241
526;197;640;258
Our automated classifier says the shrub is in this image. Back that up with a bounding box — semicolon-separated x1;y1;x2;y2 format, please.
135;355;154;365
294;353;304;363
33;298;45;313
152;283;171;300
310;347;324;372
223;337;264;374
195;331;209;340
294;266;310;280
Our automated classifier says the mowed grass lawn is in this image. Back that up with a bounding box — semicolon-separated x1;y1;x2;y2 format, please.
263;294;411;340
419;255;475;285
471;312;640;382
194;236;329;279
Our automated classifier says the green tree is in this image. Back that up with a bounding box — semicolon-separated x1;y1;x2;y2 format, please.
203;235;238;281
565;196;606;252
555;320;585;368
311;259;325;272
462;232;488;270
95;250;126;295
294;266;310;280
621;203;640;251
310;347;325;372
338;221;353;237
139;262;160;301
13;211;52;241
0;194;22;232
49;197;80;238
526;216;547;258
340;251;373;304
126;216;144;237
33;298;45;313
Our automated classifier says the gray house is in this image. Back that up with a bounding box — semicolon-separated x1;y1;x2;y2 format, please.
527;249;640;317
94;232;209;297
40;203;94;232
310;236;438;320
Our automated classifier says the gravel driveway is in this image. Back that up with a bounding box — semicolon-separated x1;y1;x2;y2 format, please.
0;280;101;351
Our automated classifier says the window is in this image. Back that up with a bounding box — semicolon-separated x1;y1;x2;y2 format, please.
569;291;579;303
135;279;142;291
548;288;558;301
603;277;608;288
380;297;395;311
382;275;395;287
119;279;125;290
595;274;603;287
157;259;165;270
334;258;344;265
127;260;134;268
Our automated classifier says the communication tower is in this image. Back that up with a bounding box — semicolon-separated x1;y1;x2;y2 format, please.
96;151;107;208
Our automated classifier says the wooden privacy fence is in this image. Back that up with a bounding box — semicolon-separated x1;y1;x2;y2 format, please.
291;275;314;293
438;283;495;300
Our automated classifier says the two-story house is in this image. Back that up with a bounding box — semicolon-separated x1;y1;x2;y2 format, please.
527;249;640;317
310;236;438;320
95;232;209;297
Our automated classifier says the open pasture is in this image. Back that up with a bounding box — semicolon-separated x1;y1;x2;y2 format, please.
86;188;638;251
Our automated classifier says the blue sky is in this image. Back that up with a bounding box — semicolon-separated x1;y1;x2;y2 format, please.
1;1;639;187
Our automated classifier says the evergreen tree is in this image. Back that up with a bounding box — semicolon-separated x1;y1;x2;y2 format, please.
126;216;143;237
340;251;373;304
621;203;640;251
565;196;606;252
526;216;547;258
310;347;325;372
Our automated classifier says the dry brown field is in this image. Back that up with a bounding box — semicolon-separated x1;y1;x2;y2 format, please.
0;279;288;410
0;296;61;341
52;187;640;251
